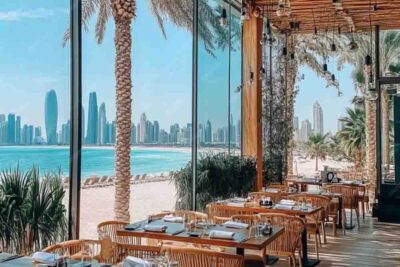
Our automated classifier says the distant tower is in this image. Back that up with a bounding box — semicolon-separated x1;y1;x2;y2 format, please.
300;119;312;142
98;102;107;144
313;101;324;135
86;92;98;144
45;90;58;145
139;113;147;143
153;120;160;143
205;120;212;143
16;116;21;145
7;114;16;144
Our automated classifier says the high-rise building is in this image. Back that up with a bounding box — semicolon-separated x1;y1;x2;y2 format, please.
86;92;98;144
15;116;21;145
7;113;16;144
0;121;7;144
313;101;324;135
300;119;312;142
45;90;58;145
61;120;71;145
22;124;33;145
131;123;137;144
139;113;147;143
98;102;107;144
169;123;179;143
111;121;116;143
205;120;212;143
153;121;160;143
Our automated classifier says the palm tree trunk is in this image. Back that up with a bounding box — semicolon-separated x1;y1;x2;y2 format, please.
315;157;318;171
365;100;377;203
113;15;133;222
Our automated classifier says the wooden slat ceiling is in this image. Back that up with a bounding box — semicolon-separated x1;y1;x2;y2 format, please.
253;0;400;33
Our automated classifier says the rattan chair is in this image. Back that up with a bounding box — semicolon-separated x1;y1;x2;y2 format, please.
357;184;370;219
231;214;259;226
258;213;304;267
97;220;141;245
324;185;360;228
114;243;162;264
43;239;113;264
207;203;255;218
163;245;244;267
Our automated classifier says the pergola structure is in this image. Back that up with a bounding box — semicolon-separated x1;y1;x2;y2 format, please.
241;0;400;222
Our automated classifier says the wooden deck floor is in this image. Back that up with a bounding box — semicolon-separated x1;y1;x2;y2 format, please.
272;214;400;267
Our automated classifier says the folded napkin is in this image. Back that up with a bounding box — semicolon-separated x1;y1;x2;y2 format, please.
163;215;183;223
226;202;245;207
265;188;280;193
223;221;249;229
279;199;296;206
32;252;60;264
274;204;294;210
123;256;154;267
144;224;167;232
307;190;321;195
209;230;235;240
124;222;142;230
232;197;248;202
70;263;92;267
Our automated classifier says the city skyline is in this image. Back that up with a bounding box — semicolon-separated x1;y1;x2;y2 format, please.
0;89;241;147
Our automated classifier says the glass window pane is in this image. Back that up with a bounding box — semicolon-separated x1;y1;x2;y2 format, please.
0;0;70;250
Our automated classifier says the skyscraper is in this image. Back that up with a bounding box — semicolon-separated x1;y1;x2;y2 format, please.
61;120;71;145
86;92;98;144
98;102;107;144
139;113;147;143
153;121;160;143
45;90;58;144
205;120;212;143
300;119;312;142
16;116;21;145
7;113;16;144
131;123;137;144
313;101;324;135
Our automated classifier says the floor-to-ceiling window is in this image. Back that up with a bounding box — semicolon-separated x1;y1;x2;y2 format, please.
0;0;70;247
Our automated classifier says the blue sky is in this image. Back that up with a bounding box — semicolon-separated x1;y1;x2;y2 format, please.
0;0;356;134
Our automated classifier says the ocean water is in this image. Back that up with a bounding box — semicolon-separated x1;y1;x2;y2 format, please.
0;146;191;178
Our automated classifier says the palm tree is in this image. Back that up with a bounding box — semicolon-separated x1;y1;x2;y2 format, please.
68;0;226;221
305;133;329;171
337;107;366;170
337;30;400;202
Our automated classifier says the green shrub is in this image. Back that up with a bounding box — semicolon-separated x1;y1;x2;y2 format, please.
0;166;67;254
172;153;257;211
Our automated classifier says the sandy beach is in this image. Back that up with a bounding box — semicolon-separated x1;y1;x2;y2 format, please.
73;153;354;238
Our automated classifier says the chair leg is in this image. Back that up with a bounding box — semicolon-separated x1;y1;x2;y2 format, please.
361;200;365;220
356;208;360;227
332;216;337;236
291;255;297;267
342;209;346;235
298;249;303;267
314;234;319;259
318;232;322;248
321;223;327;244
288;256;292;267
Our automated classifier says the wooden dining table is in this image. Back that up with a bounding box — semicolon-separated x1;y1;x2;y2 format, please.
211;202;322;267
0;252;109;267
117;218;284;257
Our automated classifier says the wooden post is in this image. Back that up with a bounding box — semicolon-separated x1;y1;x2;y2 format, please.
242;16;263;191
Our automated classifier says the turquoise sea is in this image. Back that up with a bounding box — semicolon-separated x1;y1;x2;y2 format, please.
0;146;191;178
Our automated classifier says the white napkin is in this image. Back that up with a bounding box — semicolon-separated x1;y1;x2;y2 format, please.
265;188;280;193
163;215;183;223
224;221;249;229
279;199;296;206
32;252;60;264
307;190;321;195
274;204;294;210
209;230;235;240
144;224;167;232
123;256;154;267
232;197;248;202
226;202;245;207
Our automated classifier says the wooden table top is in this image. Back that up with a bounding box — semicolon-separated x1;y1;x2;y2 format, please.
215;202;323;217
0;253;106;267
287;178;369;187
117;219;284;251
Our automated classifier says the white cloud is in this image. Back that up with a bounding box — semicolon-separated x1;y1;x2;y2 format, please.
0;8;57;21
